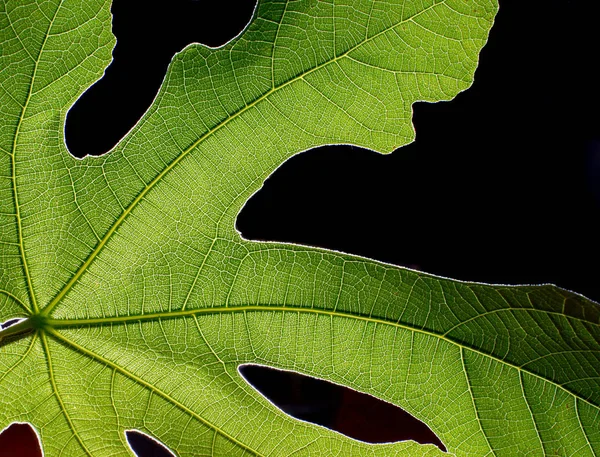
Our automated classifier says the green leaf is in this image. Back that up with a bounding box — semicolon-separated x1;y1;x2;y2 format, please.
0;0;598;456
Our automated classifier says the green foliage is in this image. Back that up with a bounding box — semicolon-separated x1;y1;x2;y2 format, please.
1;0;598;455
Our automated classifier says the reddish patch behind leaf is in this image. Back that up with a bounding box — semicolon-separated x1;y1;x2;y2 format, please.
0;423;41;457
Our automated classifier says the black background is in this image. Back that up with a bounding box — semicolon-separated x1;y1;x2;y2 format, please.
67;0;600;303
4;0;599;455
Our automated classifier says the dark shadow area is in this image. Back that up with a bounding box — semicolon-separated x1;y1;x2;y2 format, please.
240;365;447;450
587;141;600;205
1;318;22;329
65;0;257;158
126;431;174;457
241;364;343;430
0;423;41;457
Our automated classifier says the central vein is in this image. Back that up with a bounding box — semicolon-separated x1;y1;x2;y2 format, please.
39;2;445;317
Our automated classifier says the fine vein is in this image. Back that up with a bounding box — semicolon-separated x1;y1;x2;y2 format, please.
47;328;263;457
41;0;447;316
47;304;599;410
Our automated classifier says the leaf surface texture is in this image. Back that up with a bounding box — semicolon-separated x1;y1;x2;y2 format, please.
1;0;598;456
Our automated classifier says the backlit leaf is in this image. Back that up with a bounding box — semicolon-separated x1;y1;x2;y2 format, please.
1;0;598;456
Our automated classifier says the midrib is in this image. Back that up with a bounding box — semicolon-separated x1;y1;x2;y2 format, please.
47;304;600;411
9;0;67;314
41;1;446;316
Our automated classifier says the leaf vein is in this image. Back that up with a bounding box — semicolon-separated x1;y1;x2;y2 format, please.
42;0;450;316
48;305;600;409
460;347;497;456
48;328;264;457
41;333;94;456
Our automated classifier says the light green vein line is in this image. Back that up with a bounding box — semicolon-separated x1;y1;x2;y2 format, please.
442;307;600;337
460;347;496;456
519;370;544;453
210;430;217;457
271;0;289;89
0;289;29;313
0;333;37;385
9;0;67;314
46;328;263;457
0;144;14;156
575;398;598;457
41;0;448;317
521;349;600;369
46;304;599;409
284;438;320;457
4;6;34;61
40;332;93;457
181;238;217;311
109;368;121;441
